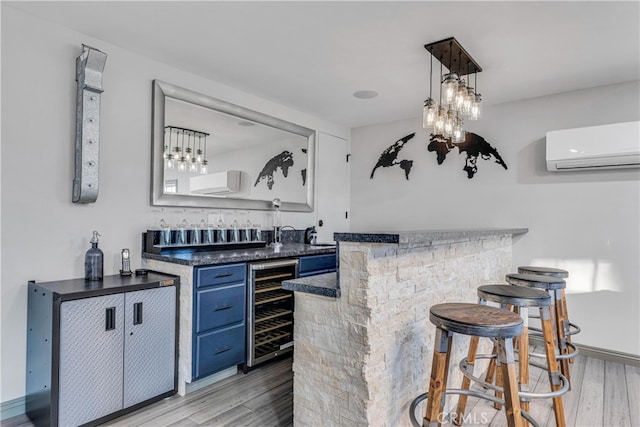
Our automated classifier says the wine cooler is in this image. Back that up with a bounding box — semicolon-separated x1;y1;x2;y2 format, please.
246;259;298;367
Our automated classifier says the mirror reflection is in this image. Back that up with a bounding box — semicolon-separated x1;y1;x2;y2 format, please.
152;80;315;211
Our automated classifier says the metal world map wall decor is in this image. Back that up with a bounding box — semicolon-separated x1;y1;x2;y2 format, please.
370;133;416;180
370;132;507;180
254;148;308;190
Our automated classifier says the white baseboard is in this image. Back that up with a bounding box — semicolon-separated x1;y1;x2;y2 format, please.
528;336;640;367
184;366;238;394
1;395;26;421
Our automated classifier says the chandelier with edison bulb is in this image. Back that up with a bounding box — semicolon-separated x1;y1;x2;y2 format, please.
422;37;482;143
164;126;209;175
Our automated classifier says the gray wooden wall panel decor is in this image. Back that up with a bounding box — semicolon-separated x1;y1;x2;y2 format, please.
73;45;107;204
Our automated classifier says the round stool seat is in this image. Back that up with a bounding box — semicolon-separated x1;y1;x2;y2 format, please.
518;266;569;279
506;273;566;290
430;303;523;339
478;284;553;307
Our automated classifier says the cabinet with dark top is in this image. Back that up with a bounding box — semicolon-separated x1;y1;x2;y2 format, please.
26;272;179;427
298;253;337;277
192;263;246;381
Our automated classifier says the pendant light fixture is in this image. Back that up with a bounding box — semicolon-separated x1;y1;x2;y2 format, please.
422;46;438;130
470;70;482;120
164;126;210;174
189;131;197;172
433;60;446;135
423;37;482;142
200;133;208;175
177;130;186;171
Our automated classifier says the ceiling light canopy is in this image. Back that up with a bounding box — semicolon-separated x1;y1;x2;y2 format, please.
422;37;482;142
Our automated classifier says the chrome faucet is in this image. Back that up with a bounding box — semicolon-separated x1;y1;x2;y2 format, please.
272;198;282;249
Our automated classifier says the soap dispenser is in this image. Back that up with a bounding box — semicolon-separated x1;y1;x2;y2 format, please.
85;230;104;281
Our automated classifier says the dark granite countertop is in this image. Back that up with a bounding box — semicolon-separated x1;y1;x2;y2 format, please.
334;227;528;245
142;243;336;266
282;272;339;298
29;272;179;301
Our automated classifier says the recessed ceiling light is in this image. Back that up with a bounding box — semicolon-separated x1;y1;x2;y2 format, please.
353;90;378;99
237;121;256;127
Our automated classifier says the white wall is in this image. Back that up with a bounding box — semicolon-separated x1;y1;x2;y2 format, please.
0;6;348;402
351;81;640;356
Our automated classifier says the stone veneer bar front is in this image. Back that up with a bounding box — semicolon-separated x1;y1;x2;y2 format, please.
286;228;527;426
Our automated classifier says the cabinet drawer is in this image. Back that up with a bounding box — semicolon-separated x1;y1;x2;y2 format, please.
196;283;245;333
196;264;246;288
298;254;336;275
194;323;245;380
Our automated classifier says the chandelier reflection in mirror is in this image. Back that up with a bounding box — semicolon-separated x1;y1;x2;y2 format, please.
422;37;482;143
164;126;209;174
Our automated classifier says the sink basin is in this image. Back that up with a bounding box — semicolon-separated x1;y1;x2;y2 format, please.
309;243;336;248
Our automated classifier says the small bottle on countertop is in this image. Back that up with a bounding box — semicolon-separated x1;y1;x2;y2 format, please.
85;230;104;281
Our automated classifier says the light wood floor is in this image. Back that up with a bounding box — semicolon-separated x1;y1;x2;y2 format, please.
4;352;639;427
413;349;640;427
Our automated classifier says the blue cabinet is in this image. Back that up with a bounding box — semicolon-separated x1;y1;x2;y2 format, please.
193;263;246;381
191;255;335;381
196;263;246;288
196;283;245;333
194;324;246;380
298;254;337;277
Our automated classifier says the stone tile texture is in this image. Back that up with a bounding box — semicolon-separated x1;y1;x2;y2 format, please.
292;234;514;426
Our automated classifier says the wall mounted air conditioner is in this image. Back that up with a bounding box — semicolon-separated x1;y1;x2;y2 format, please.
190;170;241;194
546;121;640;171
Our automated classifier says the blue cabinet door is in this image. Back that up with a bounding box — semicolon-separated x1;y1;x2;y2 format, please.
196;264;246;288
195;283;245;333
299;254;336;277
194;323;246;380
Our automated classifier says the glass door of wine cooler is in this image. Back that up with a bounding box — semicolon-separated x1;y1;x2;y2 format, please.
247;259;298;367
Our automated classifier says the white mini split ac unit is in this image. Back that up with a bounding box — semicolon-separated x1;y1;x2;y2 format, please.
190;170;241;194
546;121;640;171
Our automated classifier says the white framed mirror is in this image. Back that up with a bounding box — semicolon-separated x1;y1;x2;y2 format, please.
151;80;315;211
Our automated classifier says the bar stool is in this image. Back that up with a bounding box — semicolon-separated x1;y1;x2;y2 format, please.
517;266;581;362
454;285;569;427
506;274;578;384
409;303;535;427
